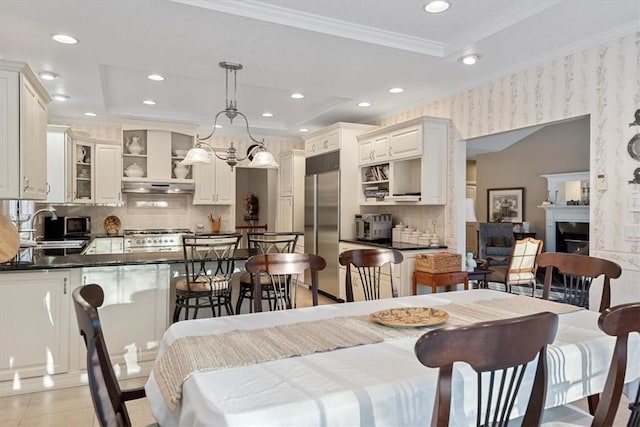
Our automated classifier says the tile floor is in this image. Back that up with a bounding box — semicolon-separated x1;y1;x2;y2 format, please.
0;287;633;426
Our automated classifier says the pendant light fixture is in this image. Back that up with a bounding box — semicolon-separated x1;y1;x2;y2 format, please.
181;61;279;170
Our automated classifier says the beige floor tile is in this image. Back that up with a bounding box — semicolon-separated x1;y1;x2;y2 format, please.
0;393;32;422
23;386;93;417
18;408;94;427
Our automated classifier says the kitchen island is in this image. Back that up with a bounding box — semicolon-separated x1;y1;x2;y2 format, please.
0;249;249;396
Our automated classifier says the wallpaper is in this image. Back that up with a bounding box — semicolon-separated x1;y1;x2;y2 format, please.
378;32;640;301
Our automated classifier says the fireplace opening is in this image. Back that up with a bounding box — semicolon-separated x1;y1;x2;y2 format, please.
556;222;589;255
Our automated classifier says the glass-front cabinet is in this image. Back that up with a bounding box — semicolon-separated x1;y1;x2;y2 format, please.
73;140;94;202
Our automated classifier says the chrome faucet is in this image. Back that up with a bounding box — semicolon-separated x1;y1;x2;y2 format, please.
21;206;57;241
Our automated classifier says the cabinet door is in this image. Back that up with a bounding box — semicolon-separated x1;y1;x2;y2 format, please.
214;156;235;204
280;153;294;196
0;271;70;381
358;138;374;164
80;265;169;364
305;137;318;157
192;162;215;204
389;124;422;160
372;134;389;162
21;76;48;199
95;143;122;204
278;196;294;231
47;130;72;203
0;70;19;199
72;141;94;203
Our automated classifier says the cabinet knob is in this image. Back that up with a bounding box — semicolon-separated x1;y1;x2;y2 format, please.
388;146;393;157
23;177;30;191
46;183;51;194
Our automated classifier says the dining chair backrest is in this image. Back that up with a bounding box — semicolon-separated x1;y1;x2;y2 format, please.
414;311;559;427
247;231;301;255
73;284;146;427
235;224;268;249
182;233;242;287
536;252;622;311
245;253;326;312
592;302;640;427
338;248;403;302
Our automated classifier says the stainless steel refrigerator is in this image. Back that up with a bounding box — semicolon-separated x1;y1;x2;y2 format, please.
305;151;340;299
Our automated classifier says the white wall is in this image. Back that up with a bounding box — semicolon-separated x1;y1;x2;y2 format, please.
378;32;640;307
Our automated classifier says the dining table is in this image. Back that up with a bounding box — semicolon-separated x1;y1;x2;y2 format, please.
145;289;640;426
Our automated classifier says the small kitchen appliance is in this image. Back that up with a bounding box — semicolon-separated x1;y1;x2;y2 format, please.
44;216;91;239
355;214;392;241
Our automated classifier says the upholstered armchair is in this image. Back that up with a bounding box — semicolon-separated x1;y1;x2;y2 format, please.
478;223;514;266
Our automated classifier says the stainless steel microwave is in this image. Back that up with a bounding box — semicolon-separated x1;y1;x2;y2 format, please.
44;216;91;238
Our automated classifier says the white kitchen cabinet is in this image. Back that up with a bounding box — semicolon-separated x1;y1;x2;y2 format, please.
79;264;169;366
121;123;195;183
277;149;304;232
358;134;389;165
72;139;94;203
193;153;235;205
47;127;73;204
0;62;51;200
337;242;394;301
0;270;70;382
357;117;449;205
94;143;122;204
304;129;340;157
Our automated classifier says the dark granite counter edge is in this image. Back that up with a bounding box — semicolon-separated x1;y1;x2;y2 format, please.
341;239;448;251
0;249;250;271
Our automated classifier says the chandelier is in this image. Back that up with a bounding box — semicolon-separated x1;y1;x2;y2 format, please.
181;61;279;170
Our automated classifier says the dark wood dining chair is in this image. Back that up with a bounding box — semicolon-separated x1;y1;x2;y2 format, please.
245;252;326;312
236;231;302;313
487;237;543;294
339;248;403;302
173;233;242;322
414;311;559;427
73;284;147;427
536;252;622;311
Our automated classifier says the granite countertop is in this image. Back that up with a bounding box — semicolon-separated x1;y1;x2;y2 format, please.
0;249;251;271
341;239;448;251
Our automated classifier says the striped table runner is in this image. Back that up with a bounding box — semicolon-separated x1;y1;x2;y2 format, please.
154;296;580;409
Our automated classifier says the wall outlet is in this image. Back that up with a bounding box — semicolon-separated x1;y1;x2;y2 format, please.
596;173;607;191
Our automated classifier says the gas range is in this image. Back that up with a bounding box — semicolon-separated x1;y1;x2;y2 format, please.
123;229;191;253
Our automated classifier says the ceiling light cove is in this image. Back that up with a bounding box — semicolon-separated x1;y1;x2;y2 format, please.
52;34;78;44
290;93;304;99
142;99;157;105
262;112;274;117
424;1;450;14
389;87;404;94
147;74;165;81
460;54;480;65
84;112;97;117
53;94;70;101
39;71;60;81
357;102;371;107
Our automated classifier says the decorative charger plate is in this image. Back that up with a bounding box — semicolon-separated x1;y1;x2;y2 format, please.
104;215;121;235
369;307;449;328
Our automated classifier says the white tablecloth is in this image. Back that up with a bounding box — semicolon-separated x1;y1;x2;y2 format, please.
145;289;640;426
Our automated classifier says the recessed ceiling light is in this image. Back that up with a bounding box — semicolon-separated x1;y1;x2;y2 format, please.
147;74;165;81
214;124;223;129
357;102;371;107
262;112;274;117
142;99;156;105
424;1;450;13
53;94;70;101
39;71;60;81
290;93;304;99
84;112;97;117
52;34;78;44
460;54;480;65
299;128;309;132
389;87;404;94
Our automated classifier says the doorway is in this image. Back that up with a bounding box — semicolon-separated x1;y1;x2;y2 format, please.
235;167;278;231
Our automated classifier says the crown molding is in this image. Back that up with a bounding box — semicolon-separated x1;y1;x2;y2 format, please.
172;0;443;56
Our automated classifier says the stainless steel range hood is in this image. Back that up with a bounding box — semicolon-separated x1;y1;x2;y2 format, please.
121;181;195;194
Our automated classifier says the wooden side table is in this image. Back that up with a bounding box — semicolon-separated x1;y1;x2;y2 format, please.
412;270;469;295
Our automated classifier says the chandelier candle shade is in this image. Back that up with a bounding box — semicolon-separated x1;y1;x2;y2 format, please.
180;61;279;170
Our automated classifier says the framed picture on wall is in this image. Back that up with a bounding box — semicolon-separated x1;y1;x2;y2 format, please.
487;187;525;223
